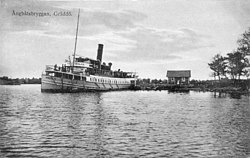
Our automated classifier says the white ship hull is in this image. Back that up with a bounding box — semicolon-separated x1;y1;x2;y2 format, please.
41;74;135;92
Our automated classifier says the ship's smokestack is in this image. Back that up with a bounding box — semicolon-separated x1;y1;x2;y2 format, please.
97;44;104;62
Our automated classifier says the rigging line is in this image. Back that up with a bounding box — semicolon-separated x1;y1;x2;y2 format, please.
72;9;80;73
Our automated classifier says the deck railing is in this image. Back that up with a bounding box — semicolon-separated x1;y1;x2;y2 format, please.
45;65;55;71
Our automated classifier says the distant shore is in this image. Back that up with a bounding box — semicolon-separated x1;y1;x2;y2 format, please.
1;76;249;95
0;76;41;85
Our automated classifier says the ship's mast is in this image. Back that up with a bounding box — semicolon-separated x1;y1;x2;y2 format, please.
72;9;80;73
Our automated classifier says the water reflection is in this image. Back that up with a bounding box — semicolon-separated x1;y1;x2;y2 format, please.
229;92;242;99
213;92;227;98
213;91;244;99
168;90;190;94
210;95;250;157
92;93;109;157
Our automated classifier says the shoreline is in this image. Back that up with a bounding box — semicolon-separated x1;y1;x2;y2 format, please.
130;84;250;95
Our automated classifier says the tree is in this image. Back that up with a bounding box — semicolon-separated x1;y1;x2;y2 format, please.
237;28;250;56
237;28;250;78
208;54;227;80
226;50;249;80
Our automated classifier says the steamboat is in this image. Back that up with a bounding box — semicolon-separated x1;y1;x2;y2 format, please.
41;10;137;92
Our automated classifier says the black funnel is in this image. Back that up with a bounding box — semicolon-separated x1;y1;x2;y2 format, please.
97;44;104;62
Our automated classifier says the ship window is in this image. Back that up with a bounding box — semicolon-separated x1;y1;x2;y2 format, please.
68;75;73;79
75;76;80;80
54;72;62;77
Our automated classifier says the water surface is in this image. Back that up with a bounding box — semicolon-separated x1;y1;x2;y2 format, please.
0;85;249;157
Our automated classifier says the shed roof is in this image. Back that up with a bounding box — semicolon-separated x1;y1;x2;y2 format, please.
166;70;191;77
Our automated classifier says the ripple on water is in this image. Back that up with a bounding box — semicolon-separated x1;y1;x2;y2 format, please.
0;85;250;158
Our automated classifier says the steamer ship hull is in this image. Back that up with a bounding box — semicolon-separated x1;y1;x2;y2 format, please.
41;73;135;93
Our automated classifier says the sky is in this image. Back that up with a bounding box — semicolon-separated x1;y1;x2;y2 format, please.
1;0;250;80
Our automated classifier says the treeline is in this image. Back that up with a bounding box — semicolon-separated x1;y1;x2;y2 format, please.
208;28;250;80
0;76;41;85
